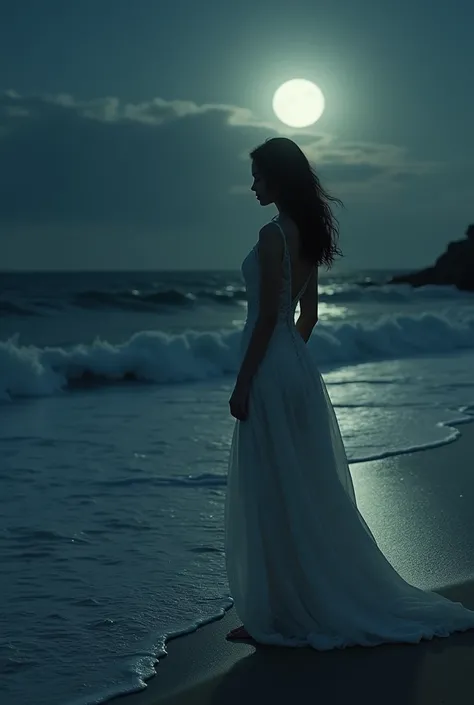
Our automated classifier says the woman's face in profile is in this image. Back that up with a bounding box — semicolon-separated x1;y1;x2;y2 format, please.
250;161;273;206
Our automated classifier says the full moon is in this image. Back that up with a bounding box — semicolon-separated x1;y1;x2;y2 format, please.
272;79;325;128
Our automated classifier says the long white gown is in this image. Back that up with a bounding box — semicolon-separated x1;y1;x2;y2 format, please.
224;215;474;649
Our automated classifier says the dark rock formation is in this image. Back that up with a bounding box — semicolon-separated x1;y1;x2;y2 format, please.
389;224;474;291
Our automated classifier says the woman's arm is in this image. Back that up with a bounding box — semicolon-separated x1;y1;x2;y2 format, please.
235;223;283;388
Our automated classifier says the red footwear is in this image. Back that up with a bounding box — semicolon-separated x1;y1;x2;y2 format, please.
226;625;252;640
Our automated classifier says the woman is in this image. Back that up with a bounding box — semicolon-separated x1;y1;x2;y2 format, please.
224;136;474;646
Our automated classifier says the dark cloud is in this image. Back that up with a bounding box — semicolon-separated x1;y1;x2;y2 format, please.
0;93;254;228
0;91;437;233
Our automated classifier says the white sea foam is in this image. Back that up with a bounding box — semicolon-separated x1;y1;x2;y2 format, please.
1;310;474;401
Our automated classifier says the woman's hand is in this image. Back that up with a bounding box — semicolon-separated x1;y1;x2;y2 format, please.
229;382;250;421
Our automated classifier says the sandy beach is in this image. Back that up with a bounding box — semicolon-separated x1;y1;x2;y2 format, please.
107;421;474;705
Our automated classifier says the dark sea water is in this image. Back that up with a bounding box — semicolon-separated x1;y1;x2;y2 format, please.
1;268;474;705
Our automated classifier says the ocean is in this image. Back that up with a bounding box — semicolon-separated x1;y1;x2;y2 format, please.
1;267;474;705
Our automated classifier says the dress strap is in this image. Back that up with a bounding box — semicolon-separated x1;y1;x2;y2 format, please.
271;216;289;263
271;216;292;308
271;216;314;307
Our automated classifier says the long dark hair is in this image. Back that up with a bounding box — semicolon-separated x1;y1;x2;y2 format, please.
250;137;343;268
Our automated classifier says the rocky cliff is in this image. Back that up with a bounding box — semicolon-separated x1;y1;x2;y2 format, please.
389;224;474;291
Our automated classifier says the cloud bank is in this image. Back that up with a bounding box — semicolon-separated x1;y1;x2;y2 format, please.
0;90;437;227
1;90;467;270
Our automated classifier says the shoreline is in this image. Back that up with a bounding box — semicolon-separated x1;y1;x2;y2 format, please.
107;420;474;705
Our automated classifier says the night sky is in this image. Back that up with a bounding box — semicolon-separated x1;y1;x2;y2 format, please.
1;0;472;270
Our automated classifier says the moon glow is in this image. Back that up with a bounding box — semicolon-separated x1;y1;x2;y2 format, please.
272;79;325;128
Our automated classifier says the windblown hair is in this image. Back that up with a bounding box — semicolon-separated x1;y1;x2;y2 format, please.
250;137;343;268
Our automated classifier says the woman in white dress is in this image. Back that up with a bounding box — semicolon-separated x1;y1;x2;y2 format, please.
225;136;474;646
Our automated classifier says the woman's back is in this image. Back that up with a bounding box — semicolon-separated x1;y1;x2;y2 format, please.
275;215;315;307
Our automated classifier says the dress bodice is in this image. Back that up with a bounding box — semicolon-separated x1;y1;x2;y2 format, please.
241;217;313;332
